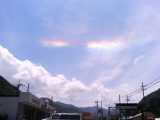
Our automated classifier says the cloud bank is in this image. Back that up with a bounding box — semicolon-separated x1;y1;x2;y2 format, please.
0;44;133;107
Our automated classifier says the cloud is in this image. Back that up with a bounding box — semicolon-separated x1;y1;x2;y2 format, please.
133;55;146;65
123;1;160;45
60;78;88;101
0;44;134;107
86;39;124;50
1;1;160;107
0;45;87;101
95;66;123;82
41;38;125;51
41;39;70;47
89;81;132;105
2;43;159;107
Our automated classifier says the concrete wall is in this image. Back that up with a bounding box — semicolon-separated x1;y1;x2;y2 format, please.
19;92;30;102
0;97;19;120
17;103;24;120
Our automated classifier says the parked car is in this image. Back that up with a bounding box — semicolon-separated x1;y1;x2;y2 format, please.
42;113;82;120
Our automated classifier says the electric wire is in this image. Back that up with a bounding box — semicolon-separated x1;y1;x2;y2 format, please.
145;80;160;90
145;77;160;87
119;76;160;102
128;90;142;97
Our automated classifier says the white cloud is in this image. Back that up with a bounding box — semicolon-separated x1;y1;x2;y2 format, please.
124;1;160;45
0;44;135;107
1;1;160;108
0;45;87;102
133;55;146;65
96;66;123;82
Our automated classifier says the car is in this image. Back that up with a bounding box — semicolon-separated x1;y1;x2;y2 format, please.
42;113;82;120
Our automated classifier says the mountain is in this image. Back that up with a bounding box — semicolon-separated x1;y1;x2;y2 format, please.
40;98;82;113
53;101;82;113
41;98;108;116
53;102;108;117
0;75;19;96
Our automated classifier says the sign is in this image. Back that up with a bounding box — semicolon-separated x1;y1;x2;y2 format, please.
31;98;40;106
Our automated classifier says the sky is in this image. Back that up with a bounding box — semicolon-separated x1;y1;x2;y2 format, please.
0;0;160;107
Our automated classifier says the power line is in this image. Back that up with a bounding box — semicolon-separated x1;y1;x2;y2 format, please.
145;80;160;90
127;88;142;96
145;77;160;87
120;88;141;98
128;90;142;97
120;77;160;101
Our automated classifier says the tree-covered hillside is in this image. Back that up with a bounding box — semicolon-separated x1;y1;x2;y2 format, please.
138;89;160;117
0;75;19;96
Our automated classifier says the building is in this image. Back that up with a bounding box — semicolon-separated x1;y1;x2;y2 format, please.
116;103;138;119
0;92;54;120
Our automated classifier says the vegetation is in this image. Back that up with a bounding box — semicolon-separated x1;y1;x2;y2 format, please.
0;75;19;96
138;89;160;117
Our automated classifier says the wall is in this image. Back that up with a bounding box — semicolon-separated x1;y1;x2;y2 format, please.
0;97;19;120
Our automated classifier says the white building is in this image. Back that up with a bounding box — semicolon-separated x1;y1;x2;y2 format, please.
0;92;54;120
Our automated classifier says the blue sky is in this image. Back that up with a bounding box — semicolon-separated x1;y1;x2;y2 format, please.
0;0;160;107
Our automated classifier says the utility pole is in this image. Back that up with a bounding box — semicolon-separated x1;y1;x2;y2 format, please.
51;96;53;107
119;95;121;120
125;95;130;120
126;95;129;103
27;83;30;92
51;96;53;101
51;96;54;114
101;101;103;120
119;95;121;103
141;82;146;120
95;100;99;120
142;82;145;98
108;107;111;118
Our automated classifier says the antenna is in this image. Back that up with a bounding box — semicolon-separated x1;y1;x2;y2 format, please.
17;81;25;90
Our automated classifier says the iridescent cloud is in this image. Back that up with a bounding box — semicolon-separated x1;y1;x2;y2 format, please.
86;39;124;50
41;39;70;47
41;39;125;50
